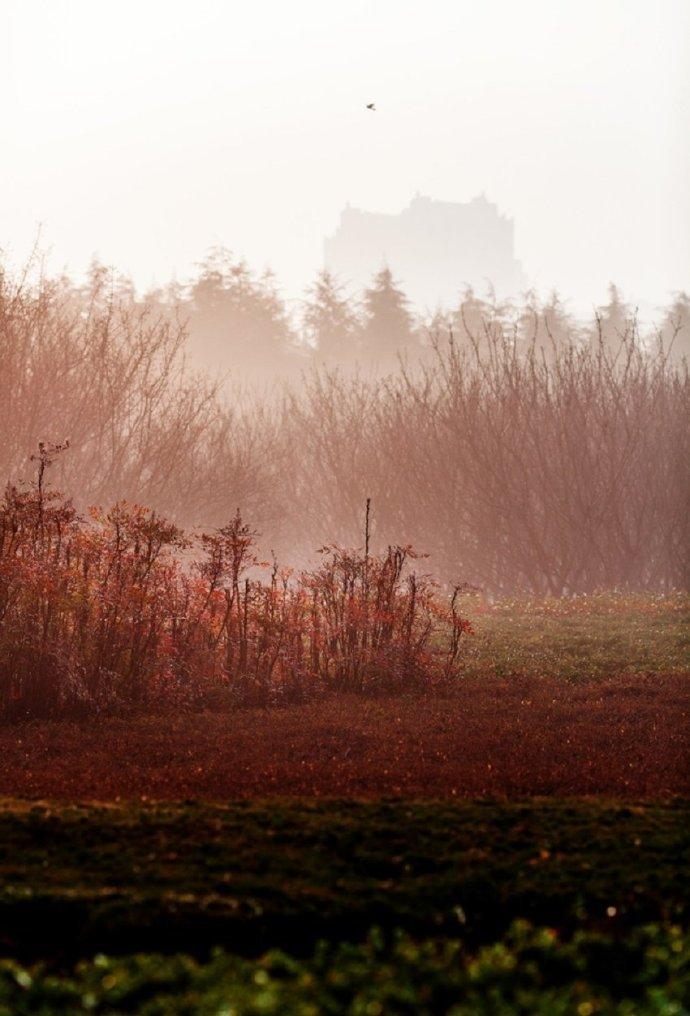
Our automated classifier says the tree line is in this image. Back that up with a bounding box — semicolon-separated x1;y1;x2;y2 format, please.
1;252;688;596
95;247;690;374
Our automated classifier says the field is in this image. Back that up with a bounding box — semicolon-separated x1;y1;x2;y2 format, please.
1;594;687;800
2;35;689;1007
1;673;687;800
1;595;688;1012
460;593;689;681
0;799;688;1012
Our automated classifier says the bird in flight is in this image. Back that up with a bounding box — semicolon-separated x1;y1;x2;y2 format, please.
366;102;376;110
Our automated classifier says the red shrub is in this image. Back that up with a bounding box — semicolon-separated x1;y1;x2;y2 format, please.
0;479;469;717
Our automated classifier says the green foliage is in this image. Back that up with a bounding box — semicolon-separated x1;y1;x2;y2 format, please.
0;922;687;1014
0;801;686;1010
0;801;687;960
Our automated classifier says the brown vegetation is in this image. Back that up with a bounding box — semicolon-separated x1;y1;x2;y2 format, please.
0;478;468;717
0;673;687;799
284;330;689;593
2;259;687;597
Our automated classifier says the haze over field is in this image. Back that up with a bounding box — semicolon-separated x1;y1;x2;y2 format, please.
3;0;689;316
1;6;689;1009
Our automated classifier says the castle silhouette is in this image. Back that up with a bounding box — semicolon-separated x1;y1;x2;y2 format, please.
324;192;525;307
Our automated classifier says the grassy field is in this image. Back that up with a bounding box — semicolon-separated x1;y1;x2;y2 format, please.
1;798;688;958
458;592;689;681
1;673;686;800
1;595;687;800
1;596;687;1012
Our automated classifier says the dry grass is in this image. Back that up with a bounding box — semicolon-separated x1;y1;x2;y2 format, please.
1;672;686;799
1;592;686;798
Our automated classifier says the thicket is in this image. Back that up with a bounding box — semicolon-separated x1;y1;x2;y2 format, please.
0;258;279;531
288;327;689;594
2;257;688;599
0;461;469;716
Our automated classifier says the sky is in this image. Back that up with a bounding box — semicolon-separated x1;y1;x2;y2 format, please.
2;0;689;316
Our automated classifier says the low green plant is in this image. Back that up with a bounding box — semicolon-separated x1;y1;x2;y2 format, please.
0;921;687;1015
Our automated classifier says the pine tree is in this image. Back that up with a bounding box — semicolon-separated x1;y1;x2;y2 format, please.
517;289;577;360
451;285;507;356
658;291;690;363
303;269;359;363
542;291;577;351
185;246;294;374
588;283;634;354
361;266;415;364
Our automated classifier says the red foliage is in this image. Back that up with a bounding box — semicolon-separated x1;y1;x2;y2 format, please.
0;675;686;799
0;481;470;717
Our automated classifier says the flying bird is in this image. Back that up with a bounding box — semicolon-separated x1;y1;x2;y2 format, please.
366;102;376;110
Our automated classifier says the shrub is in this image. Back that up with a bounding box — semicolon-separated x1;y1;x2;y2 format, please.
0;475;469;717
283;329;689;594
3;257;687;595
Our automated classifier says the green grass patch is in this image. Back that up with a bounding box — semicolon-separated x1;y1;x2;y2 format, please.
460;592;689;680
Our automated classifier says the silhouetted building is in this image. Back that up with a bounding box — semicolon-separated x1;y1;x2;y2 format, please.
324;193;525;307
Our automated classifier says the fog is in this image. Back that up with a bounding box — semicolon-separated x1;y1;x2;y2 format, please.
2;259;688;603
1;9;689;1003
3;0;689;316
1;0;688;628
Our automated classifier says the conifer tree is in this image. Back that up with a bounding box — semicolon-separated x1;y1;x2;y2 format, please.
658;291;690;363
185;246;294;374
361;265;415;364
451;285;507;356
516;289;576;360
303;269;359;363
588;283;634;354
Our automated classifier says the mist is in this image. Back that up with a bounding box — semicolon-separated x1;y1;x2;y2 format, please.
3;0;689;316
1;4;689;1008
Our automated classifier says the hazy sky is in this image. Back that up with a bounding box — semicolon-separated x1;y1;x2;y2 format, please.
3;0;689;314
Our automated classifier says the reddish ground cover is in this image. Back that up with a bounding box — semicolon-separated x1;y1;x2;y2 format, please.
0;674;687;800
